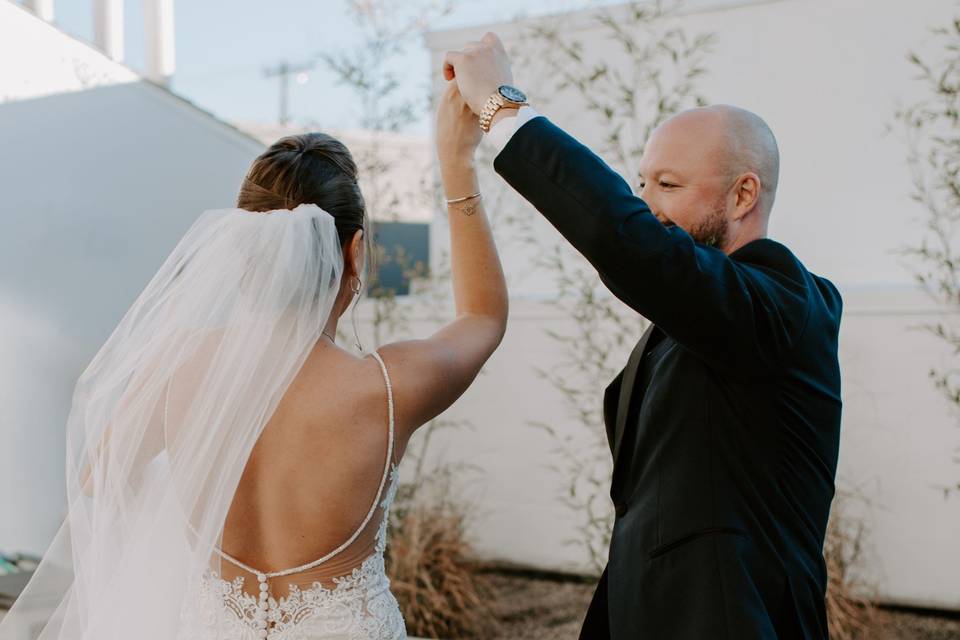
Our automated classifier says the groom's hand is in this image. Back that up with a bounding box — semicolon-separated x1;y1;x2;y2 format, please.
442;32;513;116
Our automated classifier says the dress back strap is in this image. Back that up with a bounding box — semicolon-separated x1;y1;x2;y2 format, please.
168;347;397;579
368;348;398;467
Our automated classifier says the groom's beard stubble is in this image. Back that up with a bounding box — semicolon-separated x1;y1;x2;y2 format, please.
687;198;729;249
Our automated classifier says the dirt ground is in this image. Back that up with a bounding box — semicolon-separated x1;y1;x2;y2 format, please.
3;572;956;639
487;572;960;640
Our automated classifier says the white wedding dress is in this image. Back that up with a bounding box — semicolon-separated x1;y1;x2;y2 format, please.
177;349;406;640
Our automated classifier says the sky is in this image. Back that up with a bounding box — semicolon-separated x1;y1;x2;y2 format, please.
46;0;619;135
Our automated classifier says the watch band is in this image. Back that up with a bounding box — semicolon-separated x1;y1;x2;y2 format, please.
479;89;529;133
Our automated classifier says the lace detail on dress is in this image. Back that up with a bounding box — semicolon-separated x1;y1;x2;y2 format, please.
177;349;404;640
178;464;403;640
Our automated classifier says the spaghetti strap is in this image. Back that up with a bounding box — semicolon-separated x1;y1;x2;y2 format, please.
368;348;398;467
167;347;397;580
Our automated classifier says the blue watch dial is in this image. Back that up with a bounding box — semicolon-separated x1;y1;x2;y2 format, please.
498;85;527;104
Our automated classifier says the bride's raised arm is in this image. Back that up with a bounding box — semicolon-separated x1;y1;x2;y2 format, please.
376;81;508;440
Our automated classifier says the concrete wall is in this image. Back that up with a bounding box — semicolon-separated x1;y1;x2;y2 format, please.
424;0;960;610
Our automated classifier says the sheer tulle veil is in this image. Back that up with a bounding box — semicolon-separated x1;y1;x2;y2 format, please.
0;203;344;638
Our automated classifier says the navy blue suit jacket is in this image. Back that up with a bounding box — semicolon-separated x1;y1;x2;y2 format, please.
494;116;843;639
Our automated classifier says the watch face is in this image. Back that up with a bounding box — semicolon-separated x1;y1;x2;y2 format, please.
498;84;527;104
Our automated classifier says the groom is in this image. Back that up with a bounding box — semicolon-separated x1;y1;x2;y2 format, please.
443;34;843;639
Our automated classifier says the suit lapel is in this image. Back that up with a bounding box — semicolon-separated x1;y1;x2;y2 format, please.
612;324;657;465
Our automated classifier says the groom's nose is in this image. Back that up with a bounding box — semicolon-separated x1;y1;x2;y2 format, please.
642;197;665;223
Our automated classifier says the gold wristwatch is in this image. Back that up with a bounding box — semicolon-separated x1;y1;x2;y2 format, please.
479;84;529;133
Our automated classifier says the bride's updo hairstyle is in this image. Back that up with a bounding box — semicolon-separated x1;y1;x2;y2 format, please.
237;132;374;281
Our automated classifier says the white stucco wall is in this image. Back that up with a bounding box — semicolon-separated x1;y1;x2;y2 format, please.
424;0;960;610
0;0;265;555
387;291;960;609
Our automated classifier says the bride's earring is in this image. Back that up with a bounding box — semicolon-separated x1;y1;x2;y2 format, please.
349;275;363;352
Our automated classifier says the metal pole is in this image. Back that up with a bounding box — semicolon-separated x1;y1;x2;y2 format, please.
264;60;314;126
279;62;289;125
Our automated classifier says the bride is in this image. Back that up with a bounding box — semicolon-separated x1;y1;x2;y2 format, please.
0;81;505;639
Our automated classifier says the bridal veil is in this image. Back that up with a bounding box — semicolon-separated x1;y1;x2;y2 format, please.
0;203;344;638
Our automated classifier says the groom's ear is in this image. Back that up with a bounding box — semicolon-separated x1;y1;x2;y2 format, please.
733;173;761;220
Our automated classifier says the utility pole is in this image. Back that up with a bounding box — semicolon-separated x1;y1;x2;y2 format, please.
263;60;314;126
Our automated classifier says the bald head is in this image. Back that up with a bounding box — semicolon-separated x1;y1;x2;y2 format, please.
714;105;779;213
637;104;780;252
656;105;780;216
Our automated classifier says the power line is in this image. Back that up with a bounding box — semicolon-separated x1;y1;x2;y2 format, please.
263;59;316;126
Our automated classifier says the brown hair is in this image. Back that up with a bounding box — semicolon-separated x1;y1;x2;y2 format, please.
237;132;374;284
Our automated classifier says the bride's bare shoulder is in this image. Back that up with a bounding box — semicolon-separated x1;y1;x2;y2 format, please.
301;339;478;441
360;339;480;440
292;345;382;411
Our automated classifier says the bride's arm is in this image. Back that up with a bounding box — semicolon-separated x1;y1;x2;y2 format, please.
78;361;174;497
377;82;508;438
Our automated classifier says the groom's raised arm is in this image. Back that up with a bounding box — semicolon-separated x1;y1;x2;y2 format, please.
492;115;816;377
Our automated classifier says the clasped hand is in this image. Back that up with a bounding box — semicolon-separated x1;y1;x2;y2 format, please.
435;32;513;166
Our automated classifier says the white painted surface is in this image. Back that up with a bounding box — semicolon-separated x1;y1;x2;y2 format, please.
22;0;51;21
0;0;263;556
425;0;960;610
0;1;139;103
144;0;176;85
388;291;960;610
92;0;125;62
427;0;957;293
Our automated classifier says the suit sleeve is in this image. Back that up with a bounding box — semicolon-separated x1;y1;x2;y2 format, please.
493;116;811;376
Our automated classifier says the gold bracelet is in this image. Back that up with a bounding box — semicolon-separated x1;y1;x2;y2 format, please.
446;193;482;216
445;192;481;204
